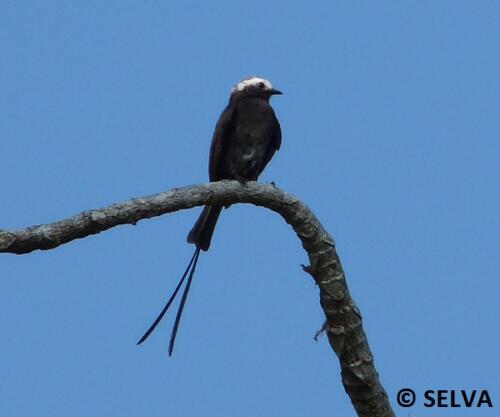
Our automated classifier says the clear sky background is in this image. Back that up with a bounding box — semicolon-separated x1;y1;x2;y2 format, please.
1;2;498;416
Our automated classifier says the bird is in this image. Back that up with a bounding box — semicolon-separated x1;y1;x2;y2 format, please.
137;76;282;355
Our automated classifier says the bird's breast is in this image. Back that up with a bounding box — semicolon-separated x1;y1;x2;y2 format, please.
220;98;277;180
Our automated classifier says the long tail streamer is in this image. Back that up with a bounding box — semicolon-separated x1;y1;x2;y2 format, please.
137;247;201;356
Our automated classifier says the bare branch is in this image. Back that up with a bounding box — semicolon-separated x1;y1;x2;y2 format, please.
0;180;395;417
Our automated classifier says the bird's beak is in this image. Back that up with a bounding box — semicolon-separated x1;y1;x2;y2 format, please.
269;88;283;96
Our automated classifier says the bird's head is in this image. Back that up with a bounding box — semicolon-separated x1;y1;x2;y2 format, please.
230;76;282;101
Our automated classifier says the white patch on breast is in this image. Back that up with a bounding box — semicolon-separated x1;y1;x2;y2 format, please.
242;149;257;160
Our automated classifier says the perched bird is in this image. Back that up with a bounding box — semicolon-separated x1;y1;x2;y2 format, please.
137;76;282;355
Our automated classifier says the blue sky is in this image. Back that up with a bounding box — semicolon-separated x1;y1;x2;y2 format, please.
1;1;498;416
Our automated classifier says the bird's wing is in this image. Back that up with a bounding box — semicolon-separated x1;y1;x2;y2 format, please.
261;111;282;171
208;103;237;181
273;113;282;151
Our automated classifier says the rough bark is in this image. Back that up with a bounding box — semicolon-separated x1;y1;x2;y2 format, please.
0;180;395;417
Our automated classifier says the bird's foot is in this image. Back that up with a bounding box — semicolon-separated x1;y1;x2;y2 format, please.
234;175;251;184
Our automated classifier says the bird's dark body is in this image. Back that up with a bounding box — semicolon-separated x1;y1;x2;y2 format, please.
214;97;281;181
188;90;281;251
138;77;281;355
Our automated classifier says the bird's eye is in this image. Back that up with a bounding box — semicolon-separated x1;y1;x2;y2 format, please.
258;82;265;89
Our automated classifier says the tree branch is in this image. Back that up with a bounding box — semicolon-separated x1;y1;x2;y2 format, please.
0;180;395;417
